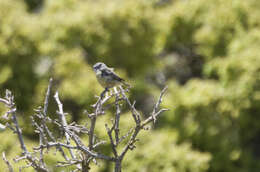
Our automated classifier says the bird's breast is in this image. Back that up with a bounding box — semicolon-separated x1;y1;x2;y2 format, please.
96;73;120;88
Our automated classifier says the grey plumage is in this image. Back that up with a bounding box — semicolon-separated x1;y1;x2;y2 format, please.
93;62;128;88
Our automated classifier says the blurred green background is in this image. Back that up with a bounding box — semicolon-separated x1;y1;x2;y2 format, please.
1;0;260;171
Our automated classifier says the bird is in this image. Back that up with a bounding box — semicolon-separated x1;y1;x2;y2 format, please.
93;62;130;90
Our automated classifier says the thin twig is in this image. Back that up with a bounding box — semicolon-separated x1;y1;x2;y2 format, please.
40;79;68;160
43;78;53;117
151;86;168;123
117;86;169;170
2;152;14;172
114;92;121;145
11;109;27;153
54;91;76;159
105;124;118;157
0;79;168;172
119;86;141;125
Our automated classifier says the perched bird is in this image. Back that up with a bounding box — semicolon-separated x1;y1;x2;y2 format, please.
93;62;129;89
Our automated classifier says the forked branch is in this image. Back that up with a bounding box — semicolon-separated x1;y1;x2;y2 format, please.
0;79;168;172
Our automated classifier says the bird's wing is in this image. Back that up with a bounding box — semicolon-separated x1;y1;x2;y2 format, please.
101;69;124;82
108;67;114;71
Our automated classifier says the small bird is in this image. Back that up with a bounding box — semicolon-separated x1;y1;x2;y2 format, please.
93;62;129;90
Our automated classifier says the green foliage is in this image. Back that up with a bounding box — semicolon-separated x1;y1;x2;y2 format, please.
123;130;211;172
0;0;40;112
161;0;260;171
39;0;160;76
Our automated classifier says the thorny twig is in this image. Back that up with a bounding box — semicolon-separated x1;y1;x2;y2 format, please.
0;79;168;172
1;90;49;172
104;86;169;172
34;79;69;161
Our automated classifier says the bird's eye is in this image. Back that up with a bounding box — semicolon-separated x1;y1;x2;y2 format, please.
93;65;100;70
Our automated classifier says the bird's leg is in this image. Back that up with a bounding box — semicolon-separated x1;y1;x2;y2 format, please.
101;88;109;99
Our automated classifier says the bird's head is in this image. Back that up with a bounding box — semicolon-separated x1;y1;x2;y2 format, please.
93;62;107;73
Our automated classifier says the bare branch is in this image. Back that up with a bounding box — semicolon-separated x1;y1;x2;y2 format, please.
141;108;169;128
151;86;168;123
93;141;106;148
119;86;141;125
11;109;27;153
43;78;53;117
118;86;169;165
118;127;134;145
114;92;121;145
105;124;118;157
1;79;168;172
39;79;69;161
2;152;14;172
0;98;9;105
54;91;76;159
